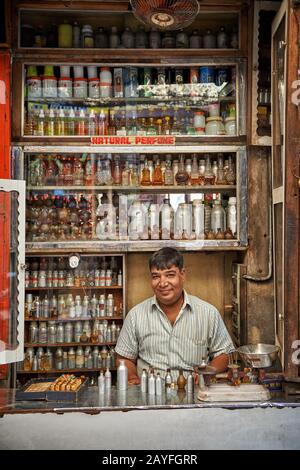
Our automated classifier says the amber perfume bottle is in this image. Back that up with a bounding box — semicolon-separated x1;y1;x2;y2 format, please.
190;154;199;185
141;160;151;186
152;159;164;185
164;159;174;185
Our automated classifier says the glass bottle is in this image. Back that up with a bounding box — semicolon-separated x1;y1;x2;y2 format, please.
204;156;216;185
225;155;236;184
121;26;135;48
113;157;122;185
190;154;199;185
147;117;156;135
216;153;226;184
172;159;179;185
177;368;187;390
162;116;171;135
136;25;148;48
211;199;226;233
164;159;174;185
152;159;164;185
198;158;206;185
175;155;189;185
141;160;151;186
217;26;228;49
73;159;84;186
109;26;120;48
121;161;130;186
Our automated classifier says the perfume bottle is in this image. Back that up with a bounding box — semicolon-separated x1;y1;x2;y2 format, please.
190;154;199;185
141;160;151;186
164;158;174;185
175;155;189;185
152;159;164;185
204;156;216;185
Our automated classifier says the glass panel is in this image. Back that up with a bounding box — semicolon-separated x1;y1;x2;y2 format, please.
272;16;286;189
25;152;237;243
23;63;239;138
0;191;20;353
21;254;124;376
274;203;283;346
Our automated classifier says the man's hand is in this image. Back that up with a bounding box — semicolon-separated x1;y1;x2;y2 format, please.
128;375;140;385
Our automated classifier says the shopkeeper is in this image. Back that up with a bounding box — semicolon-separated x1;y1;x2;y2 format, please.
115;247;235;384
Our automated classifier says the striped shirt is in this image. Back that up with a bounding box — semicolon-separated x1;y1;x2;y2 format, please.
115;290;235;379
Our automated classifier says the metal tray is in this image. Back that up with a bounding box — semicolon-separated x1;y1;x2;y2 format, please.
16;377;88;402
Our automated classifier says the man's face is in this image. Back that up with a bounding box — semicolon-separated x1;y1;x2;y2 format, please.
150;264;185;306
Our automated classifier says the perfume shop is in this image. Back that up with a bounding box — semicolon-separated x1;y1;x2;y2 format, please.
0;0;300;450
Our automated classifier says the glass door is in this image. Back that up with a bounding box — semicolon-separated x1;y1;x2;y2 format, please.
271;0;288;365
0;179;26;365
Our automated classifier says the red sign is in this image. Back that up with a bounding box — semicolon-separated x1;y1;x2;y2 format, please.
91;135;176;146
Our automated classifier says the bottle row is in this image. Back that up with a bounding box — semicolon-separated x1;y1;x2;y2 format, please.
26;65;235;100
26;193;237;242
21;345;117;372
27;154;236;187
25;293;123;319
139;368;194;395
25;268;122;288
25;105;237;137
27;319;121;344
22;22;239;50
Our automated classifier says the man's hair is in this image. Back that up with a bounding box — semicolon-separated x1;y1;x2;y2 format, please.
149;247;184;271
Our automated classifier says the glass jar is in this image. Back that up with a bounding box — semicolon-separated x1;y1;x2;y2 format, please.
95;27;108;48
149;29;161;48
217;27;228;48
73;78;88;98
162;32;175;48
27;76;42;98
189;30;202;49
81;25;94;48
205;117;224;135
58;22;73;48
176;30;188;48
58;77;73;98
203;29;216;48
88;78;100;98
42;76;57;98
193;111;205;134
136;26;148;48
211;200;226;233
224;117;236;136
121;26;135;48
109;26;120;48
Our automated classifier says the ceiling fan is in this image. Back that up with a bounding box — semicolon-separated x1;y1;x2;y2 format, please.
130;0;200;31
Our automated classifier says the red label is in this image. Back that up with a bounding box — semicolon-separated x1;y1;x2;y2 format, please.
91;136;176;146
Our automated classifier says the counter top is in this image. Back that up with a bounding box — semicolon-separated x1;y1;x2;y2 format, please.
1;385;300;415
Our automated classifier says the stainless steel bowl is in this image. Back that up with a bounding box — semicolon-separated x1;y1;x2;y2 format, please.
237;343;280;368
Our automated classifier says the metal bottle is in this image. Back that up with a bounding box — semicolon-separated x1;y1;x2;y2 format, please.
148;371;156;395
117;359;128;391
187;372;194;395
92;346;99;368
56;323;64;343
141;369;148;393
155;372;163;395
105;367;112;391
98;370;105;394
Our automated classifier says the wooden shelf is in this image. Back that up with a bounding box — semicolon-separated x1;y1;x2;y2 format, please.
15;48;245;62
27;185;237;193
25;316;123;322
24;342;117;347
25;286;123;290
17;368;116;374
26;240;246;254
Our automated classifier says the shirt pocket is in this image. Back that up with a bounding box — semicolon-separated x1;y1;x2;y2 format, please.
185;338;208;366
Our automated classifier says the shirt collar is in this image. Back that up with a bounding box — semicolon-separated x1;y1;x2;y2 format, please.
151;290;193;313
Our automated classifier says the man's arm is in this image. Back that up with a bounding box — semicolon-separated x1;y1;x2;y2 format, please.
209;353;229;373
116;354;140;384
